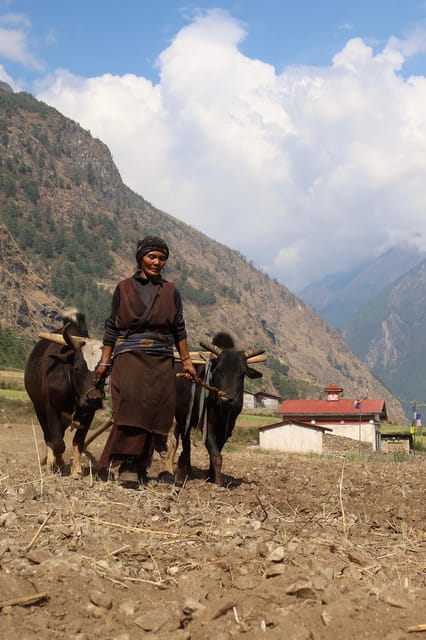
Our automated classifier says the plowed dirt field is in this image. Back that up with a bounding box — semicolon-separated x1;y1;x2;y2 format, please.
1;421;426;640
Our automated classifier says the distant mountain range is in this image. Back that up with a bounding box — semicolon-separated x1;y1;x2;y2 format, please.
299;247;426;416
299;246;426;328
0;85;407;422
342;259;426;416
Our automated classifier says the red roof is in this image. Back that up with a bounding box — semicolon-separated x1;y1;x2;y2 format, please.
277;398;387;417
323;384;343;393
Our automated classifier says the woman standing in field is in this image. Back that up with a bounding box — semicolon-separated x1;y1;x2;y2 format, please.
95;235;197;487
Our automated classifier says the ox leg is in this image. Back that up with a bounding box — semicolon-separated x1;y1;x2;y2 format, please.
208;454;223;485
71;441;83;476
71;413;92;476
46;445;55;474
32;408;58;473
176;426;193;484
41;409;66;474
205;427;223;485
164;429;178;475
46;444;65;474
45;407;66;466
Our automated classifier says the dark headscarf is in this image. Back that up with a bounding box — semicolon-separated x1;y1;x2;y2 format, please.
135;236;170;263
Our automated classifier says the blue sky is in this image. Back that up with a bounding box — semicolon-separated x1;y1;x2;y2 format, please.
3;0;426;81
2;1;426;291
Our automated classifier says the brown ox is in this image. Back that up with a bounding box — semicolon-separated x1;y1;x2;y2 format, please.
24;310;104;475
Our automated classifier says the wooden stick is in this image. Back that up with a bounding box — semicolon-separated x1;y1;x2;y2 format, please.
339;462;348;542
110;544;131;556
84;416;113;447
0;592;48;608
255;493;268;522
174;350;212;362
31;418;44;498
408;624;426;633
84;516;182;537
25;508;55;552
175;373;229;398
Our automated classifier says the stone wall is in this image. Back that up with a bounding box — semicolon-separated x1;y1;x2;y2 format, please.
323;433;373;457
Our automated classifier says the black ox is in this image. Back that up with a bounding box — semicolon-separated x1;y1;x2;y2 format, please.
173;332;265;485
24;310;104;475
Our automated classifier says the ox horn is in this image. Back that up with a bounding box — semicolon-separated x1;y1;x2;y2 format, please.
244;347;266;359
199;340;222;357
39;332;66;345
246;353;268;364
39;332;86;348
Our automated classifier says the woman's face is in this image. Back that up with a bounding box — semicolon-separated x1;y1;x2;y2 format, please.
140;251;167;279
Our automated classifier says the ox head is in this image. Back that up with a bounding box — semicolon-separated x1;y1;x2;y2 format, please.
200;333;265;409
39;323;104;412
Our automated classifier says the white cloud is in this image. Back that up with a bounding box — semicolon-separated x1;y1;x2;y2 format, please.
33;10;426;291
387;27;426;58
338;23;353;32
0;62;14;86
0;12;31;28
0;12;42;69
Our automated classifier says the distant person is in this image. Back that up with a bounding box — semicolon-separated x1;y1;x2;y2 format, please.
95;235;197;487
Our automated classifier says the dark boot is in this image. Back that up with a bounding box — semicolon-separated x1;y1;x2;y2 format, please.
118;457;140;487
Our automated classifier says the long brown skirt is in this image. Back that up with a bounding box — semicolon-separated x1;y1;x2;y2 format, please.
98;350;175;469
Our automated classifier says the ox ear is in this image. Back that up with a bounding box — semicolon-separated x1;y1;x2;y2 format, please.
246;366;263;379
49;352;73;363
63;323;87;350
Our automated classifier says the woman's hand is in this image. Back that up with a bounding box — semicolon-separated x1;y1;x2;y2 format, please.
95;346;113;382
181;357;198;382
95;362;111;383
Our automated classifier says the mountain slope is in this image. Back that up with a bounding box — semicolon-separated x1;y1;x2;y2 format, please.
0;87;406;421
343;259;426;412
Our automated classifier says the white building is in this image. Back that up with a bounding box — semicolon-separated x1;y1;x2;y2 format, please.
259;420;332;454
275;384;387;452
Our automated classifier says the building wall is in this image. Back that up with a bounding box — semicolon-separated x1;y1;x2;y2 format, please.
259;423;323;454
243;393;256;410
260;398;280;409
381;437;411;454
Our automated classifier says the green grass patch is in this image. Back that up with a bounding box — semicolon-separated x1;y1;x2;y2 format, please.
0;380;25;391
381;424;421;435
231;426;259;444
223;443;237;453
0;387;29;400
236;412;276;428
0;368;26;394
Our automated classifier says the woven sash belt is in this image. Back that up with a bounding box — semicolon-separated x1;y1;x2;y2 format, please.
113;331;174;358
